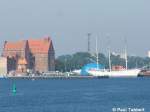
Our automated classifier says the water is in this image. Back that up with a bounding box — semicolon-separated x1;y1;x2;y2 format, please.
0;78;150;112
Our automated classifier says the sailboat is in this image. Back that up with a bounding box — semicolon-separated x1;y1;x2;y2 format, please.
88;68;141;77
88;37;141;78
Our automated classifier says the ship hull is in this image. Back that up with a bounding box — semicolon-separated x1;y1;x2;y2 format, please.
88;69;141;78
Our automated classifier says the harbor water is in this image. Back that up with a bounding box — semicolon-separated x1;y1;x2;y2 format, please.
0;78;150;112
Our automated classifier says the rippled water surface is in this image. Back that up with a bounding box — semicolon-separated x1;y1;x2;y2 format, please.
0;78;149;112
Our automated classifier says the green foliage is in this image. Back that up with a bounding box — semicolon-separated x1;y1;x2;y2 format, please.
110;55;125;67
55;52;150;72
55;52;107;72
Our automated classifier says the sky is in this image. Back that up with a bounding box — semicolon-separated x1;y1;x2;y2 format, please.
0;0;150;57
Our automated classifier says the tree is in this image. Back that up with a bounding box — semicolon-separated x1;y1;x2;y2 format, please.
55;52;150;72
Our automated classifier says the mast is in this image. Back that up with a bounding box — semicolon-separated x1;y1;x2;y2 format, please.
125;38;128;70
108;47;112;72
107;37;111;72
96;36;99;70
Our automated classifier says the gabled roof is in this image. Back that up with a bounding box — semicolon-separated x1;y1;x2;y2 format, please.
3;36;54;55
28;37;53;54
4;40;27;51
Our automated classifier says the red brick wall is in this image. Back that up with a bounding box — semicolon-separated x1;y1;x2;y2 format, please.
3;38;55;73
34;53;49;72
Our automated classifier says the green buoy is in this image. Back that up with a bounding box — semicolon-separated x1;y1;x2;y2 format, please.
12;83;16;95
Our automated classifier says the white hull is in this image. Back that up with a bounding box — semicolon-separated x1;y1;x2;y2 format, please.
88;69;141;78
72;69;81;75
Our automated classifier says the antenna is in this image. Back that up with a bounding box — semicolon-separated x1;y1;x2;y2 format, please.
87;33;91;53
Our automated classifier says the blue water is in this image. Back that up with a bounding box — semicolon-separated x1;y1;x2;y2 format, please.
0;78;150;112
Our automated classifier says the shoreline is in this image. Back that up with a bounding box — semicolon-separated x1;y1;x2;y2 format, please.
4;75;99;79
0;74;150;79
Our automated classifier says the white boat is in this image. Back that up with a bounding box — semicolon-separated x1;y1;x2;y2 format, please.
88;37;141;78
72;69;81;75
88;69;141;77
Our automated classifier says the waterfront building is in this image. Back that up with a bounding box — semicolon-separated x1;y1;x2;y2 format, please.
2;36;55;75
81;63;105;76
148;51;150;58
111;52;126;59
28;37;55;72
2;40;30;73
0;57;7;75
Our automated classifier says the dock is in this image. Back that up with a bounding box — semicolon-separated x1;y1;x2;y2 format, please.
6;75;99;79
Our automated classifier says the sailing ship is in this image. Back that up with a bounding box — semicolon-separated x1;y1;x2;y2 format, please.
88;37;141;78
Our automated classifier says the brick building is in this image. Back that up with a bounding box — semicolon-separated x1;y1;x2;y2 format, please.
3;40;30;73
2;37;55;74
28;37;55;72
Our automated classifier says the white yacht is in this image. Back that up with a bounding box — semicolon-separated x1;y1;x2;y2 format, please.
88;37;141;78
88;69;141;78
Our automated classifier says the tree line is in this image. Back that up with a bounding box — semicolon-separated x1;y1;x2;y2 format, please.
55;52;150;72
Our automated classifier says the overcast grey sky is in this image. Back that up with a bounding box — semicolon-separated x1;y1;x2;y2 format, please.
0;0;150;57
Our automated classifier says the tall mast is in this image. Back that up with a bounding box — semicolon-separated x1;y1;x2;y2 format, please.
108;47;111;72
125;38;128;70
96;36;99;70
107;36;111;72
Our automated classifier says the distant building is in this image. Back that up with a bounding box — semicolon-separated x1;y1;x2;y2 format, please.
81;63;105;76
28;37;55;72
111;52;126;59
0;57;7;75
148;51;150;58
3;40;30;73
2;36;55;75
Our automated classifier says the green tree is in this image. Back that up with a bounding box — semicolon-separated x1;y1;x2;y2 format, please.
55;52;150;72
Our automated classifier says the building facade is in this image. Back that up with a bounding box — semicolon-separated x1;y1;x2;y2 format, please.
2;40;30;73
148;51;150;58
0;57;7;75
2;37;55;74
28;37;55;72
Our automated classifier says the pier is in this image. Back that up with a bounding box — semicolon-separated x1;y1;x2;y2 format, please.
7;75;98;79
